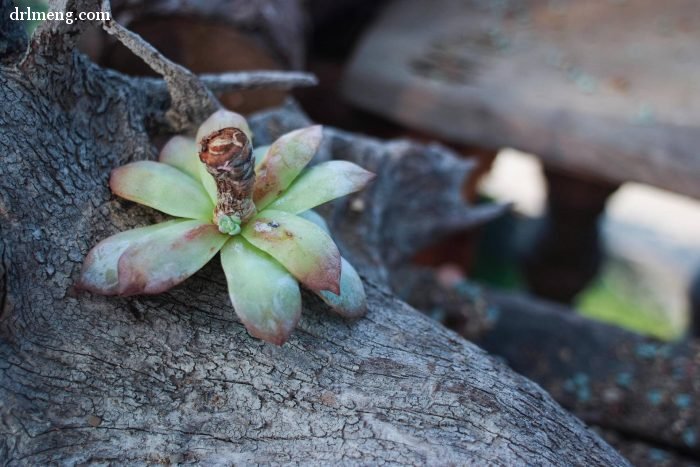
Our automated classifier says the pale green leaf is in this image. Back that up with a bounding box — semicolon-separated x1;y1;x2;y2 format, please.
110;161;213;220
316;257;367;318
197;159;218;204
159;135;217;203
79;220;183;295
267;161;375;214
253;125;323;209
297;210;329;233
116;220;228;295
196;109;252;143
158;136;200;180
221;238;301;345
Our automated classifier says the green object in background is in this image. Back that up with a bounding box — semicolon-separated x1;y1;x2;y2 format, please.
471;200;525;290
575;270;680;342
472;202;683;341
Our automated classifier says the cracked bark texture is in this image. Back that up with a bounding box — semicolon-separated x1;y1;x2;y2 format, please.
480;292;700;460
0;5;627;465
392;266;700;463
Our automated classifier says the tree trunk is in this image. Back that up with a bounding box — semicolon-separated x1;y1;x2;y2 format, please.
480;291;700;459
392;266;700;463
0;2;627;464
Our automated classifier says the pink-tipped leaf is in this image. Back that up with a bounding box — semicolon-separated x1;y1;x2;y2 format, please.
267;160;375;214
110;161;213;221
116;220;228;296
315;257;367;319
241;209;341;294
253;125;323;210
220;238;302;345
79;220;183;295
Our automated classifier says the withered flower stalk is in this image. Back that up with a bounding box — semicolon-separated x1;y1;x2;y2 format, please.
199;127;256;234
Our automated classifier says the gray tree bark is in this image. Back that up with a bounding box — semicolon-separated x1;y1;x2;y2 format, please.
392;266;700;465
0;1;628;464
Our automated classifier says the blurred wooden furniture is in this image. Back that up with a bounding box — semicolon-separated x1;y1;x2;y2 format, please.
99;0;306;114
342;0;700;303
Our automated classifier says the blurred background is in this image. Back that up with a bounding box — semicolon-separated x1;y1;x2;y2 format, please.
15;0;700;464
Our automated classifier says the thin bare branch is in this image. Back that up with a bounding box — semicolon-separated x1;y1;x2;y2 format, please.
199;71;318;93
100;0;218;130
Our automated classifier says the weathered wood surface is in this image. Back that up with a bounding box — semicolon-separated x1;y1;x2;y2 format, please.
482;292;700;458
0;1;628;464
343;0;700;199
391;266;700;461
598;427;700;467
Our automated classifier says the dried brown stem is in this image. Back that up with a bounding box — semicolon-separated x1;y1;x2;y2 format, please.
200;128;257;228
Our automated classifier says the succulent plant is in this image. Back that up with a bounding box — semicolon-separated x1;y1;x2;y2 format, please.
79;110;375;345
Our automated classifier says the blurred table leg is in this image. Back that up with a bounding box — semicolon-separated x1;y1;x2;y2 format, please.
523;168;619;304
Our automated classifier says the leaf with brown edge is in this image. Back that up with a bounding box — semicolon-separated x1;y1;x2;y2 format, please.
110;161;213;221
315;257;367;319
79;220;184;295
116;220;228;296
267;161;375;214
221;237;301;345
158;136;200;180
253;125;323;210
242;209;341;294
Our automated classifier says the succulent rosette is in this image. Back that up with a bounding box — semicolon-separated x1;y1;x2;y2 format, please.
79;110;375;345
